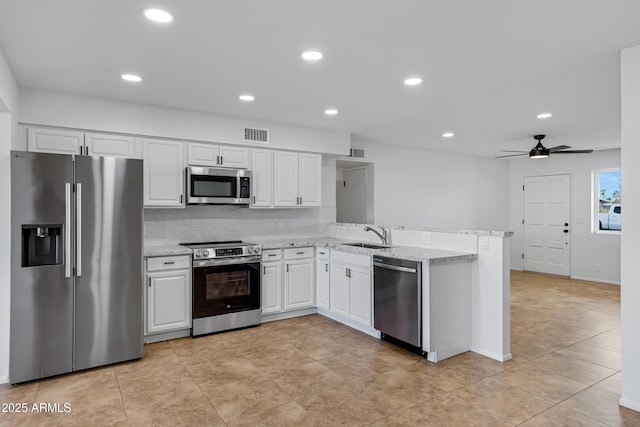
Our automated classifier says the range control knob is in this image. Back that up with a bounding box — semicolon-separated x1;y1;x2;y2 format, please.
195;250;202;258
202;250;210;257
247;247;254;254
254;247;261;254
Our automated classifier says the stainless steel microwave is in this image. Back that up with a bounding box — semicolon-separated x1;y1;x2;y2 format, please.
186;167;251;205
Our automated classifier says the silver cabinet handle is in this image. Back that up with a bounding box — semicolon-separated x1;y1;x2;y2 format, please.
296;251;305;255
286;264;289;273
220;156;223;165
325;264;328;272
163;261;175;265
263;266;266;274
299;196;302;205
65;183;72;278
253;195;256;204
76;183;82;277
216;155;220;165
148;277;152;287
268;254;277;257
180;194;183;204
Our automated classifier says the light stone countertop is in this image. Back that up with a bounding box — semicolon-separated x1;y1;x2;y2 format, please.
253;237;477;264
144;237;477;263
335;223;514;237
144;245;193;257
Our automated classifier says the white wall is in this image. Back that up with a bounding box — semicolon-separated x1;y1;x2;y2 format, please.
19;89;350;156
508;149;621;284
352;140;510;231
620;45;640;412
0;47;19;384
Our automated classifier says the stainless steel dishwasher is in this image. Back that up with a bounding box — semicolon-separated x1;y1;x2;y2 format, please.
373;256;422;350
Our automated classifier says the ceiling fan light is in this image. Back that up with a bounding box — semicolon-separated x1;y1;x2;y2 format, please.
530;153;549;159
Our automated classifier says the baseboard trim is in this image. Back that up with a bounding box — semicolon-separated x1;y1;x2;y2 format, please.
261;307;318;323
318;309;380;339
570;275;620;286
0;376;8;385
144;328;190;344
619;397;640;412
471;346;513;362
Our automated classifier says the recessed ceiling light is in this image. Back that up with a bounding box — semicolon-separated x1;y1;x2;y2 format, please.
121;73;142;82
144;8;174;23
537;112;552;119
239;94;255;102
302;51;323;61
404;77;423;86
324;109;339;116
442;132;454;138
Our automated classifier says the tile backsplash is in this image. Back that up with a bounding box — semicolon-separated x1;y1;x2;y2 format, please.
144;205;334;245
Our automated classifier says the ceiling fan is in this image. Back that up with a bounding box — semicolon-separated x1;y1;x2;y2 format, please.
496;135;594;159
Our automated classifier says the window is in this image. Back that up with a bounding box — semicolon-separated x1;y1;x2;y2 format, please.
594;169;621;232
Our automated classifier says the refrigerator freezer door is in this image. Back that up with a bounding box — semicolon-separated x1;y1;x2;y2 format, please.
10;151;74;383
73;156;144;370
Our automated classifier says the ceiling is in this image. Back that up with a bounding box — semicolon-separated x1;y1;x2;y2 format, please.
1;0;640;158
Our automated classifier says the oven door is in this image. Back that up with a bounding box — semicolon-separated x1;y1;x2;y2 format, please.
192;258;261;318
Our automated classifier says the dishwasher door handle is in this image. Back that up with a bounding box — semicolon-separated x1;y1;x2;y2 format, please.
373;262;417;274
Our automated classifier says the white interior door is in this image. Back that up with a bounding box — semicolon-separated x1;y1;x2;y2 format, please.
343;167;368;223
523;174;571;276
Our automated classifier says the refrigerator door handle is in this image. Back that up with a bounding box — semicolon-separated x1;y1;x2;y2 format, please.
76;183;82;277
65;183;72;278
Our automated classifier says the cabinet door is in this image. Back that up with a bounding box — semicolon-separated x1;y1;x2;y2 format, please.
273;151;299;206
316;259;330;310
85;133;142;159
299;153;322;206
187;142;219;166
143;139;185;207
349;267;372;326
330;263;350;318
219;145;249;168
27;127;84;155
146;270;191;334
262;261;282;314
284;259;315;310
251;149;273;207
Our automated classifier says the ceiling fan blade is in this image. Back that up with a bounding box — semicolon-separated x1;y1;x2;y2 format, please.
548;145;571;152
553;149;594;154
495;153;528;158
499;150;528;153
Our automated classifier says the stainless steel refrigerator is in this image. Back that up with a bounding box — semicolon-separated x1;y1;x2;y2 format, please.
10;150;143;383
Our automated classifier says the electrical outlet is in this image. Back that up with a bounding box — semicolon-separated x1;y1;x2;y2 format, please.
421;232;432;245
595;264;601;272
480;236;489;250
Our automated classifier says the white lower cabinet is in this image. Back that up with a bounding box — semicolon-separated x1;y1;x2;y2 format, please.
145;255;191;336
329;250;373;328
284;259;315;310
261;261;282;314
316;259;330;310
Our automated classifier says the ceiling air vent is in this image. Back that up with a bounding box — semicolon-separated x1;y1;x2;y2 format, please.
349;148;365;158
243;127;270;144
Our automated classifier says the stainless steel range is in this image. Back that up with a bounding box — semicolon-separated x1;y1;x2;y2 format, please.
180;241;261;336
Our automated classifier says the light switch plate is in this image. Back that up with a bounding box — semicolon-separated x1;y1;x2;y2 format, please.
480;236;490;250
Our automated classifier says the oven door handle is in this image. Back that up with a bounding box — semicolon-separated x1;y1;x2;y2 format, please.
193;256;261;268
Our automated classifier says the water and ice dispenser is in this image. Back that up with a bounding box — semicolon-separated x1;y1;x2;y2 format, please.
21;224;64;267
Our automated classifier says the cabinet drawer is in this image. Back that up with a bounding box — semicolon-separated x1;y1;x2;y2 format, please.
147;255;191;272
284;247;314;259
316;247;330;260
331;250;371;268
262;249;282;261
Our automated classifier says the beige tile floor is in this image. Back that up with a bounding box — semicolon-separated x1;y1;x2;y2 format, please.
2;270;640;426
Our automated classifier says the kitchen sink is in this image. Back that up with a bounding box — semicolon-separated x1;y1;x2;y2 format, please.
342;242;393;250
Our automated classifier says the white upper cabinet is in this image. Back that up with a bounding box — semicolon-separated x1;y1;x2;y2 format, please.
27;128;84;155
26;127;141;159
219;145;250;168
251;149;273;207
142;138;185;208
273;151;299;206
273;151;321;207
187;142;249;168
85;133;142;159
298;153;322;206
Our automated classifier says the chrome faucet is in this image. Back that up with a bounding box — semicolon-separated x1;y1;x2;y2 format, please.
364;225;388;245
